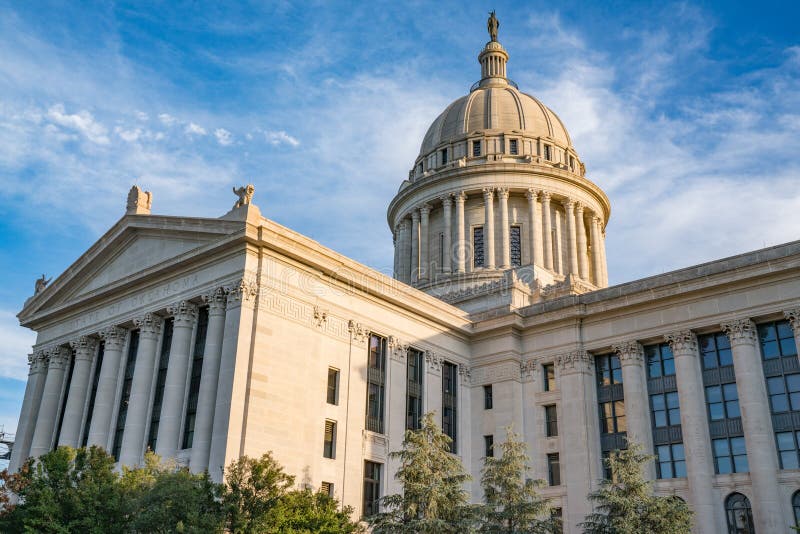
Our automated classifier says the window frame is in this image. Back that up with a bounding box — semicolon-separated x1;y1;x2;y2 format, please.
545;404;558;437
483;384;493;410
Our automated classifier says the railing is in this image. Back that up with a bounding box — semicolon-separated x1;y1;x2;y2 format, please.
470;78;519;92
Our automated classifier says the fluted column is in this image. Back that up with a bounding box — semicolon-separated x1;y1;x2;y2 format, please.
497;188;510;269
613;341;655;479
88;326;128;449
590;216;604;286
8;351;48;472
155;301;198;459
119;313;162;467
190;288;227;473
785;309;800;363
442;196;453;274
575;203;589;280
392;225;400;279
483;188;495;269
455;192;466;273
721;319;783;533
58;336;97;447
526;189;541;267
399;219;411;283
411;210;420;284
599;228;609;286
541;192;553;270
419;204;431;281
564;200;579;276
665;331;719;534
29;346;71;457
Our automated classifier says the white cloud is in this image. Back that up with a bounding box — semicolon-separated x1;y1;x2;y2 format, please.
158;113;177;126
265;129;299;147
0;310;36;381
115;126;142;142
184;122;207;136
214;127;233;145
46;103;109;145
135;110;148;121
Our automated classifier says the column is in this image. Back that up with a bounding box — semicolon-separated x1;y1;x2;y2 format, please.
419;204;431;281
564;199;579;276
400;220;411;283
526;189;541;267
392;225;400;280
558;350;601;534
209;279;258;481
410;210;420;284
721;319;783;533
425;352;443;427
88;326;128;449
58;336;97;447
497;188;510;269
665;331;719;534
190;288;227;473
155;301;198;459
8;351;48;472
118;313;162;467
455;192;466;273
613;341;655;479
590;216;604;286
483;188;495;269
541;192;554;270
575;203;589;280
442;196;453;274
599;228;609;286
785;309;800;361
29;346;71;457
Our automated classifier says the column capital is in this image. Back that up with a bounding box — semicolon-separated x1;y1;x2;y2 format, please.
575;202;585;214
388;336;407;362
425;350;444;373
454;190;467;202
226;278;259;306
556;349;593;373
168;300;198;327
496;187;510;199
411;209;420;222
562;198;576;210
458;365;472;383
525;188;539;201
664;330;698;354
482;187;495;200
541;191;552;203
784;308;800;334
28;350;48;373
441;195;453;207
99;325;128;349
419;203;431;216
134;312;162;337
46;345;71;369
612;340;644;364
721;318;758;346
592;215;602;225
202;287;228;313
69;336;97;360
347;320;369;346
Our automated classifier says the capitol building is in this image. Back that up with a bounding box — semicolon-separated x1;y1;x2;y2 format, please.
8;19;800;534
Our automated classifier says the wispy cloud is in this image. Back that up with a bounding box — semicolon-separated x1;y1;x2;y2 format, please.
265;130;300;147
215;127;233;145
184;122;207;136
47;104;110;145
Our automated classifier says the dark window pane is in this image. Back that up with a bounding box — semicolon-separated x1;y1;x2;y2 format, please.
762;340;780;359
718;348;733;366
768;377;786;394
717;457;733;474
734;455;749;473
674;460;686;478
772;394;789;413
706;386;721;403
726;400;740;418
709;403;724;421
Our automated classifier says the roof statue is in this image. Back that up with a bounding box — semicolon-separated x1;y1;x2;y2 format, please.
487;10;499;42
232;184;255;209
34;274;51;295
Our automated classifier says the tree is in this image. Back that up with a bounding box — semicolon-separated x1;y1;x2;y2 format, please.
581;442;692;534
369;412;474;534
478;427;554;533
266;487;363;534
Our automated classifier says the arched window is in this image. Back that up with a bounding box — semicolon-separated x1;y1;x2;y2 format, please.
793;490;800;527
725;492;755;534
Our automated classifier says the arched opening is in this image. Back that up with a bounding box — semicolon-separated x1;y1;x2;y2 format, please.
793;490;800;527
725;492;755;534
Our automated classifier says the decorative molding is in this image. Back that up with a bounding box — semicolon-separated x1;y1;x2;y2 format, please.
28;350;48;373
520;360;537;381
226;278;259;306
784;308;800;334
419;203;431;216
471;361;521;384
458;365;472;383
99;325;128;349
612;340;644;364
664;330;698;354
388;336;407;362
540;191;552;202
496;187;509;199
70;335;97;361
454;190;467;203
482;187;495;199
168;300;198;327
46;345;72;369
556;350;592;373
348;320;369;346
202;286;228;313
261;292;350;340
134;312;162;337
525;188;539;202
540;274;595;299
313;306;328;329
721;319;757;346
425;350;444;373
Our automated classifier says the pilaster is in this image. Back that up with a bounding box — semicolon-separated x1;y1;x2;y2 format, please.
411;210;420;283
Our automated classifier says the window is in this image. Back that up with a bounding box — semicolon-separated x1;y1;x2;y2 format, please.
713;436;748;474
148;318;174;452
656;443;686;479
112;330;140;460
327;367;339;405
545;405;558;437
700;332;733;369
543;364;555;391
366;334;386;433
321;481;334;497
599;401;626;434
547;453;560;486
725;493;755;534
441;148;448;165
407;349;424;430
509;139;518;155
473;227;485;267
646;343;675;378
472;140;481;157
776;431;800;469
82;341;104;447
543;144;551;161
483;385;493;410
758;320;798;360
484;435;494;458
442;362;458;453
323;420;336;459
767;373;800;413
596;354;622;386
182;306;209;449
650;391;681;427
706;384;741;420
510;226;521;267
793;490;800;527
569;155;575;171
417;163;423;175
363;461;382;517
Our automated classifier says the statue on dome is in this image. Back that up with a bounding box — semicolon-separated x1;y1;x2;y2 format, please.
232;184;255;208
34;274;51;295
487;10;499;42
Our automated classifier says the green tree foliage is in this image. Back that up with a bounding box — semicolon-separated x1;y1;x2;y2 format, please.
478;427;555;534
369;412;474;534
265;487;363;534
581;442;693;534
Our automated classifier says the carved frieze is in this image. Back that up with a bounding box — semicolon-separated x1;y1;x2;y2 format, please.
471;361;522;384
313;306;328;329
721;319;757;346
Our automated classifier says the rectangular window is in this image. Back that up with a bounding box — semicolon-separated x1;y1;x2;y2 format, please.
321;481;334;497
366;334;387;433
407;348;424;430
484;385;493;410
112;330;140;460
713;436;749;474
473;140;481;157
650;391;681;428
656;443;686;479
510;226;522;267
147;318;174;452
509;139;518;155
700;332;733;369
758;320;798;360
547;453;561;486
363;461;382;517
323;420;336;459
596;354;623;386
182;307;209;449
599;400;626;434
776;431;800;469
705;383;741;420
81;341;104;447
545;405;558;437
484;435;494;458
543;363;555;391
473;226;485;268
646;343;675;378
442;361;458;453
439;232;444;268
544;144;551;161
441;148;448;165
327;367;339;405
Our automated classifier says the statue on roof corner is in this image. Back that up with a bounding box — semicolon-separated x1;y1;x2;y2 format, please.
34;274;51;295
233;184;255;208
487;10;499;42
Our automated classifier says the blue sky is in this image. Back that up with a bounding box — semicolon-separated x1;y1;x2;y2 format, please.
0;1;799;461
